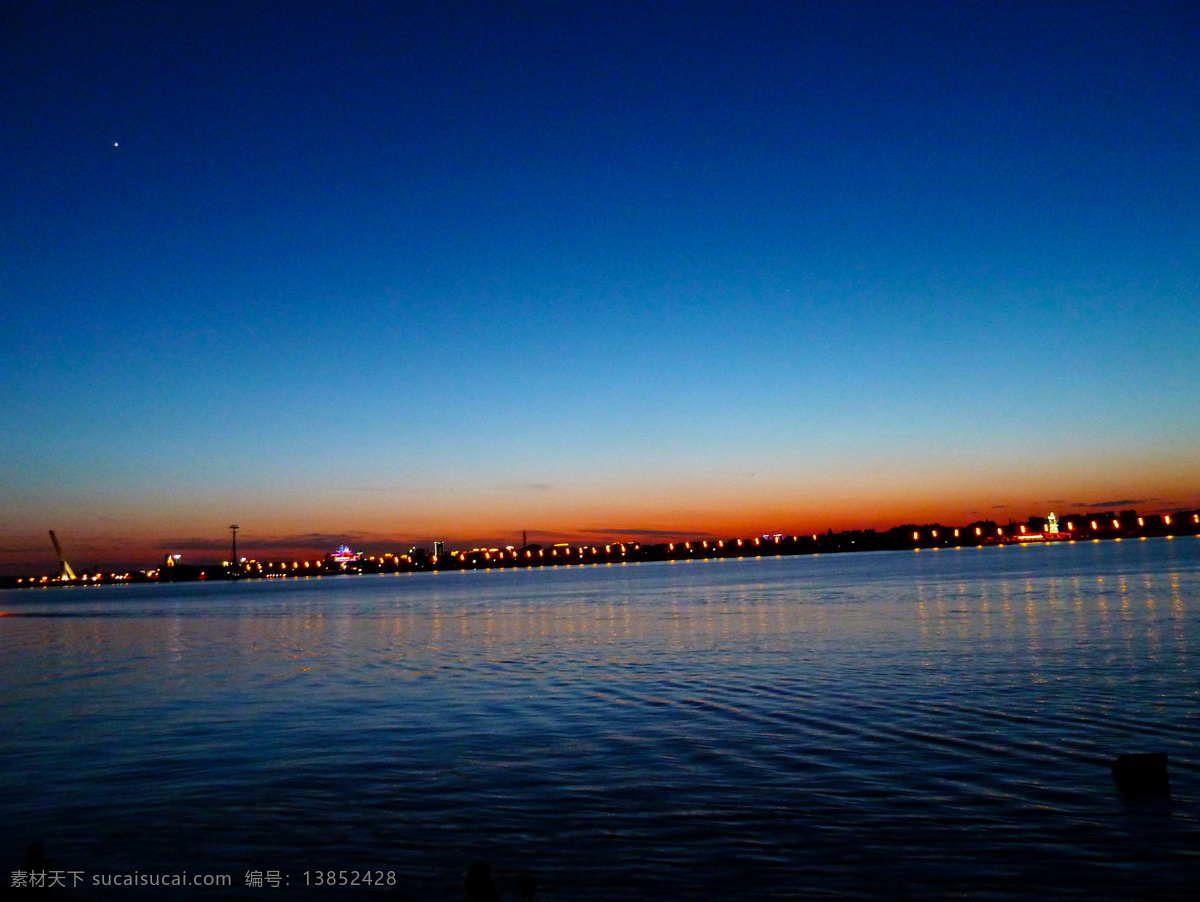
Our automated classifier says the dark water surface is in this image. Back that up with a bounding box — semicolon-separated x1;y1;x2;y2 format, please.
3;539;1198;899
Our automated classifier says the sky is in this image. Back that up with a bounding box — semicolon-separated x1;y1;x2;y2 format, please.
2;0;1199;573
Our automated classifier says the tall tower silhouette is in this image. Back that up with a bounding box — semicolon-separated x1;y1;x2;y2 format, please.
49;531;76;580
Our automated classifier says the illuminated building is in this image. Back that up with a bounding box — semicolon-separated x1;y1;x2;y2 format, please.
326;545;361;563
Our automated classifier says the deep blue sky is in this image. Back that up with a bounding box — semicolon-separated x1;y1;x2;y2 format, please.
3;1;1198;570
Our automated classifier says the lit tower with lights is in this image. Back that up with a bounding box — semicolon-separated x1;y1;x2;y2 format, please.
49;531;76;581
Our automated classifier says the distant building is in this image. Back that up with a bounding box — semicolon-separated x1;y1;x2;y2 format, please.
326;545;361;563
434;541;444;558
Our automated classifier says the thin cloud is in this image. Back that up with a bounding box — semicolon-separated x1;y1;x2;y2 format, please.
1083;499;1145;509
517;530;575;541
157;533;368;552
156;538;231;551
583;528;719;538
341;485;450;496
0;541;47;554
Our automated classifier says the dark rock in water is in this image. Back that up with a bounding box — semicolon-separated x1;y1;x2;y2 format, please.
1111;752;1169;792
465;861;500;902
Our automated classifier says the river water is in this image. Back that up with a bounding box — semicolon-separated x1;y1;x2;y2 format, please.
2;538;1198;899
